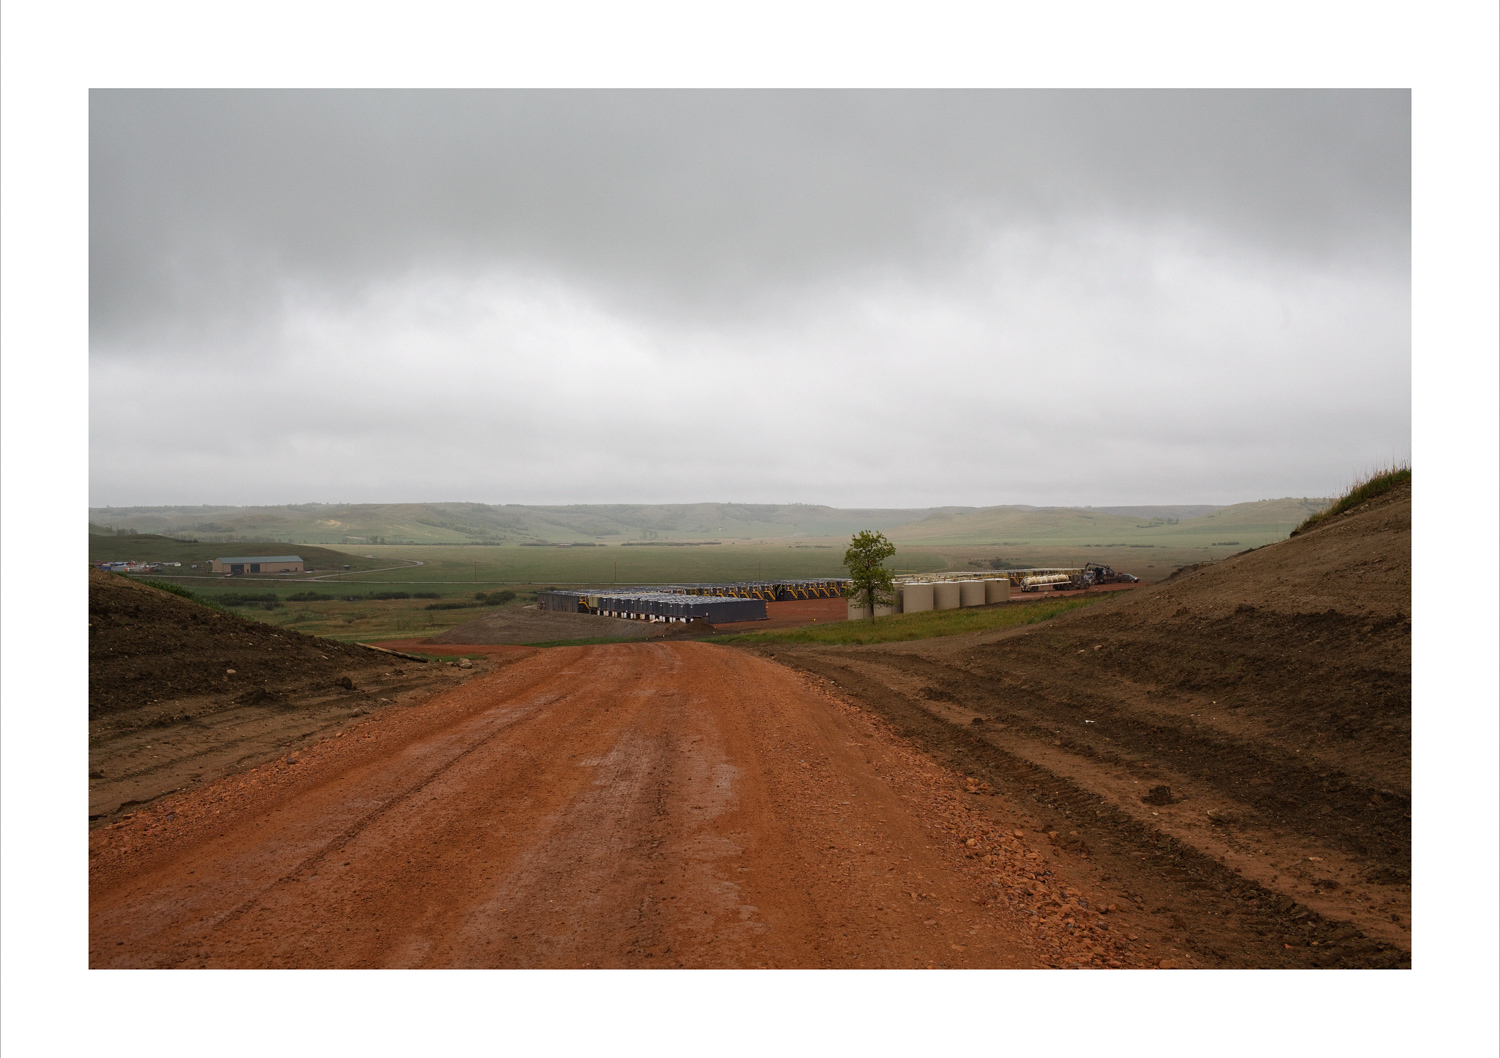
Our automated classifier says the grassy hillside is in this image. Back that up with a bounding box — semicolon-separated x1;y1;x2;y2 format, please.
88;502;959;545
88;533;381;572
889;497;1327;550
85;498;1323;549
132;542;948;590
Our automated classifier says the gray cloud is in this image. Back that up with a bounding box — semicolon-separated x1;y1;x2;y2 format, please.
91;90;1408;336
89;90;1409;507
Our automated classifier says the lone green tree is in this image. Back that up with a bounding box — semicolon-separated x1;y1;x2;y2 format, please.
843;529;896;622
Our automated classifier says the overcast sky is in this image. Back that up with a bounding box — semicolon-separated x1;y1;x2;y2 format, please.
89;90;1409;508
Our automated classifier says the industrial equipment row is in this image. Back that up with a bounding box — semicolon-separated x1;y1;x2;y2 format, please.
658;579;849;601
850;562;1138;617
894;564;1134;591
537;589;768;623
1012;563;1138;591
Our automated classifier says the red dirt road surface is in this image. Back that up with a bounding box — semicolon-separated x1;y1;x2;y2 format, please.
91;642;1126;969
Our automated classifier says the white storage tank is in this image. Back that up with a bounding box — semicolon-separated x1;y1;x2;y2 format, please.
959;581;986;608
901;582;934;612
933;582;961;610
847;600;867;621
985;578;1011;603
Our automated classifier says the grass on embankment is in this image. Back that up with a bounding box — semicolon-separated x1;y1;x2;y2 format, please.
1291;465;1410;536
715;594;1106;646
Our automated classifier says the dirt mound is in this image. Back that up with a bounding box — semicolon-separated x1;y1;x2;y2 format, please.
1108;478;1409;621
761;481;1410;968
89;571;484;823
90;570;381;716
972;481;1412;789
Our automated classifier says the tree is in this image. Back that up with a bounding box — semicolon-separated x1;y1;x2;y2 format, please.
843;530;896;622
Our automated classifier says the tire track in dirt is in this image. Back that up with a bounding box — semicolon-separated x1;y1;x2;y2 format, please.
91;643;1059;968
202;687;574;939
845;649;1410;866
766;649;1408;968
90;649;586;961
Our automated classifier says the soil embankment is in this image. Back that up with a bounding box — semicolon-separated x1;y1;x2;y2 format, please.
90;642;1147;969
89;572;487;824
754;483;1411;968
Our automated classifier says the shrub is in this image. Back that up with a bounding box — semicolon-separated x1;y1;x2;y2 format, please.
424;601;480;611
478;590;517;606
370;591;411;600
218;592;281;606
413;592;440;599
288;591;334;602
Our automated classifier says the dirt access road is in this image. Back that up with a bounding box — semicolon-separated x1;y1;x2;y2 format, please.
93;642;1140;969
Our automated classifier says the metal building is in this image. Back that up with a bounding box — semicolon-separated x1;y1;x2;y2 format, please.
210;555;304;574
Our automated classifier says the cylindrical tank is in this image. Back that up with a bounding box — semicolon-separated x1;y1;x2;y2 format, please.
959;581;985;608
1022;573;1070;592
985;578;1010;603
901;582;934;612
932;582;960;610
893;584;904;614
847;600;867;621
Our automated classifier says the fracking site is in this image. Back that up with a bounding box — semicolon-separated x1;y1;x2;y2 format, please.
534;562;1141;624
89;480;1410;971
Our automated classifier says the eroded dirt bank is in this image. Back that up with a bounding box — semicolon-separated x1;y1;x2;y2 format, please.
89;571;492;824
93;642;1147;969
753;484;1411;969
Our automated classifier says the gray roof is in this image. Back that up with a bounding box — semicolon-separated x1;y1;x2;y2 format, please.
215;556;303;563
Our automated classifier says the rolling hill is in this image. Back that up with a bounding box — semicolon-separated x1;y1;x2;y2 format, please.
89;497;1329;549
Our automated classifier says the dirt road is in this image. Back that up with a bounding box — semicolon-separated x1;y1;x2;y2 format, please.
90;642;1118;969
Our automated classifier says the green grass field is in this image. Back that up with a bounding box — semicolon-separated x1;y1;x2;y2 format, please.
121;541;953;592
338;542;957;587
199;594;518;643
106;570;529;642
88;534;387;573
716;595;1104;646
100;531;1252;596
